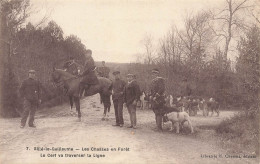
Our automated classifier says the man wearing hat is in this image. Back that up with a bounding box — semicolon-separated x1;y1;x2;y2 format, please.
63;56;75;71
63;56;80;76
149;68;166;132
97;61;110;78
123;73;141;129
111;70;126;127
19;70;44;128
79;49;99;97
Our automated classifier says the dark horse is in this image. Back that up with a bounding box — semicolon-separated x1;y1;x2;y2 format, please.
51;68;112;121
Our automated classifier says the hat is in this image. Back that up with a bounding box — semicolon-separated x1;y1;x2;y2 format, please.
151;68;159;74
126;73;134;77
28;70;36;73
113;71;120;75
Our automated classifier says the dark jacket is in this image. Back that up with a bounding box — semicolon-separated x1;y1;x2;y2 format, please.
81;55;99;85
19;78;43;104
112;79;126;100
150;77;166;110
97;66;110;78
123;80;141;105
83;56;95;74
150;77;165;96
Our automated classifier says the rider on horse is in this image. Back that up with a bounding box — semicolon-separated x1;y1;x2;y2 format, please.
79;49;99;97
63;57;80;76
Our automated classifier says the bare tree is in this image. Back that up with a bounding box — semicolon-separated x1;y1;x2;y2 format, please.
141;34;155;66
248;0;260;24
158;27;185;77
177;11;213;71
210;0;251;59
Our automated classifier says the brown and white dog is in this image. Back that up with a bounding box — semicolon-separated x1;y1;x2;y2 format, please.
139;91;150;110
167;111;194;134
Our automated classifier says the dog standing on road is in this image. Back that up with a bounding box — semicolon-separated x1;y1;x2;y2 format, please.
167;111;194;134
140;91;150;110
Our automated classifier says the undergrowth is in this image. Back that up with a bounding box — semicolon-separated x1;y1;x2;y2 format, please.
216;108;259;155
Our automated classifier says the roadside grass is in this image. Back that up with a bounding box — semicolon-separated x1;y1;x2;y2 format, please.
215;110;259;155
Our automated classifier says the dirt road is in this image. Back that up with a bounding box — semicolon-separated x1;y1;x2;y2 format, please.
0;95;258;164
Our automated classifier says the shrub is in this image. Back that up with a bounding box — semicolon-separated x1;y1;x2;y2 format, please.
216;108;259;154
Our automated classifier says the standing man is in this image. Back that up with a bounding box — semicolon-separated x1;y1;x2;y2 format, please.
112;70;126;127
19;70;44;128
149;68;166;132
97;61;110;78
123;73;141;129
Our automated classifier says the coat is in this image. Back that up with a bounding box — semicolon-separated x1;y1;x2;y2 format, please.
112;79;126;100
150;77;166;111
97;66;110;78
123;80;141;105
19;78;43;104
150;77;165;97
81;55;99;85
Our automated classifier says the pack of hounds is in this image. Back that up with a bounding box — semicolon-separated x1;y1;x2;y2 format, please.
138;92;220;134
139;92;220;117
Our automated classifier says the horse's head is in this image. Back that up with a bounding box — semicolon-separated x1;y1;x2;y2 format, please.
51;67;77;84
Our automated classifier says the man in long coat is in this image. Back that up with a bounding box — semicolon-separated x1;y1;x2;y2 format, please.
149;68;166;132
79;49;99;97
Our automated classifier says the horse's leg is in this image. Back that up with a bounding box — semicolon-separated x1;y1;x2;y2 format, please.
107;104;110;120
69;96;74;115
104;94;111;120
69;96;73;110
102;106;106;121
104;103;110;121
100;93;103;104
105;106;109;120
74;97;81;121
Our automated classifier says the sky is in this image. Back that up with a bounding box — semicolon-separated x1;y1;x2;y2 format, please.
29;0;224;63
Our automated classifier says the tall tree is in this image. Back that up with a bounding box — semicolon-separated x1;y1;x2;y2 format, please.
0;0;31;117
236;25;260;106
141;34;155;66
211;0;251;59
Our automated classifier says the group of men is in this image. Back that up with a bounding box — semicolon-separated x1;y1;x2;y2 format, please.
109;67;166;131
19;49;167;132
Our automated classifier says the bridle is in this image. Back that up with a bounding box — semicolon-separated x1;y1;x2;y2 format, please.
52;71;80;89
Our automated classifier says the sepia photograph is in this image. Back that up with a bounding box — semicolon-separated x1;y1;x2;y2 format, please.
0;0;259;163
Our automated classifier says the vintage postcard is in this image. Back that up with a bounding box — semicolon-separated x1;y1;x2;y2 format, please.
0;0;259;163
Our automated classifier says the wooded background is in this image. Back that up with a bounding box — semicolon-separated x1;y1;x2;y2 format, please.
0;0;259;117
